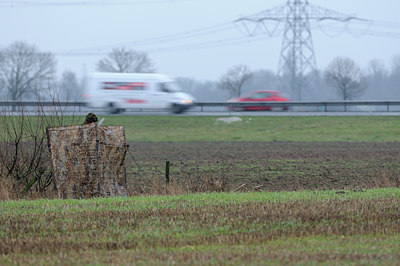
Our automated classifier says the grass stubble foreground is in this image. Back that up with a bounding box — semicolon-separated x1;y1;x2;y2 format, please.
0;189;399;265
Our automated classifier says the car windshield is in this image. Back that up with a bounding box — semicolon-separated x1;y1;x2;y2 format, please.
253;93;268;99
247;92;275;99
159;82;181;93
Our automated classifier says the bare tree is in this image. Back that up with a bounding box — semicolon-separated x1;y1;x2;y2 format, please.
388;55;400;99
58;70;82;101
175;77;228;102
0;41;56;100
364;59;389;100
242;69;279;94
97;47;156;73
324;57;366;100
0;52;4;97
218;64;252;98
391;55;400;75
368;59;387;77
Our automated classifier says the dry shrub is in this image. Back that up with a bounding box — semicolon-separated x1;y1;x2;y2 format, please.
128;176;225;196
0;98;81;199
371;169;400;188
0;175;16;201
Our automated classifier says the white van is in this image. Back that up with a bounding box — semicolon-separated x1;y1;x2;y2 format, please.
83;72;195;114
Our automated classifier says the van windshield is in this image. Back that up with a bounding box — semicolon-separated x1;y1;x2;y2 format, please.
159;82;181;93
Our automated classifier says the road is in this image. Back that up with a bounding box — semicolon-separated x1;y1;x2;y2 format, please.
4;106;400;116
6;110;400;117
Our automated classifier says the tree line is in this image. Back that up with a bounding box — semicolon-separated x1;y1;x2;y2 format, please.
0;43;156;101
0;41;399;102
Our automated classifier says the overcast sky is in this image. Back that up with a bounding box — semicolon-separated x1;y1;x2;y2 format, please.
1;0;400;81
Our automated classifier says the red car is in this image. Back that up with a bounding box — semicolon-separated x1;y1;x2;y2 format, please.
228;90;290;111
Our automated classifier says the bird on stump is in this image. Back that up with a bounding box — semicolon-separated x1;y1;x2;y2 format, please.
83;113;98;124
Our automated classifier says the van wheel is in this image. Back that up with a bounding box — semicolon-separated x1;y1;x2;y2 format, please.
172;104;184;114
108;103;120;114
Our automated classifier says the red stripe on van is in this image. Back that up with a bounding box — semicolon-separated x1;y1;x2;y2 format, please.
125;99;146;104
102;82;148;90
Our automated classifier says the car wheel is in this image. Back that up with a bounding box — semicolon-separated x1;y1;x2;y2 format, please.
171;104;184;114
108;103;120;114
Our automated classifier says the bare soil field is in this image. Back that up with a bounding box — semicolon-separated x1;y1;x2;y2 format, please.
128;141;400;194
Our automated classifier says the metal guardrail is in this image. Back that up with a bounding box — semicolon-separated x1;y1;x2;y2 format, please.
196;101;400;112
0;101;86;107
1;100;400;112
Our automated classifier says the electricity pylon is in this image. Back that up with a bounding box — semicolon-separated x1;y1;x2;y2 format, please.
236;0;366;100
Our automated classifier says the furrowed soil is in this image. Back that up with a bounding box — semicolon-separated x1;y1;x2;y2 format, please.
127;141;400;194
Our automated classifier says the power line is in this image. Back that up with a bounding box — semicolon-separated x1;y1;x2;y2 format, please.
53;18;400;56
55;35;269;56
0;0;193;8
58;22;237;54
317;24;400;39
2;14;394;57
3;0;399;85
234;0;397;100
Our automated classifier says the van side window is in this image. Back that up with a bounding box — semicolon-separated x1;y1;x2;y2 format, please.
159;83;170;93
158;82;181;93
103;82;148;90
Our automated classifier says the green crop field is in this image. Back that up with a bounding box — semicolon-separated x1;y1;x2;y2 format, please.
1;188;399;265
1;115;399;142
102;116;400;142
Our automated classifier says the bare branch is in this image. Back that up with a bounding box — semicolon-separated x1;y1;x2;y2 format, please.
96;47;156;73
324;57;366;100
0;42;56;100
218;65;252;98
58;70;82;101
